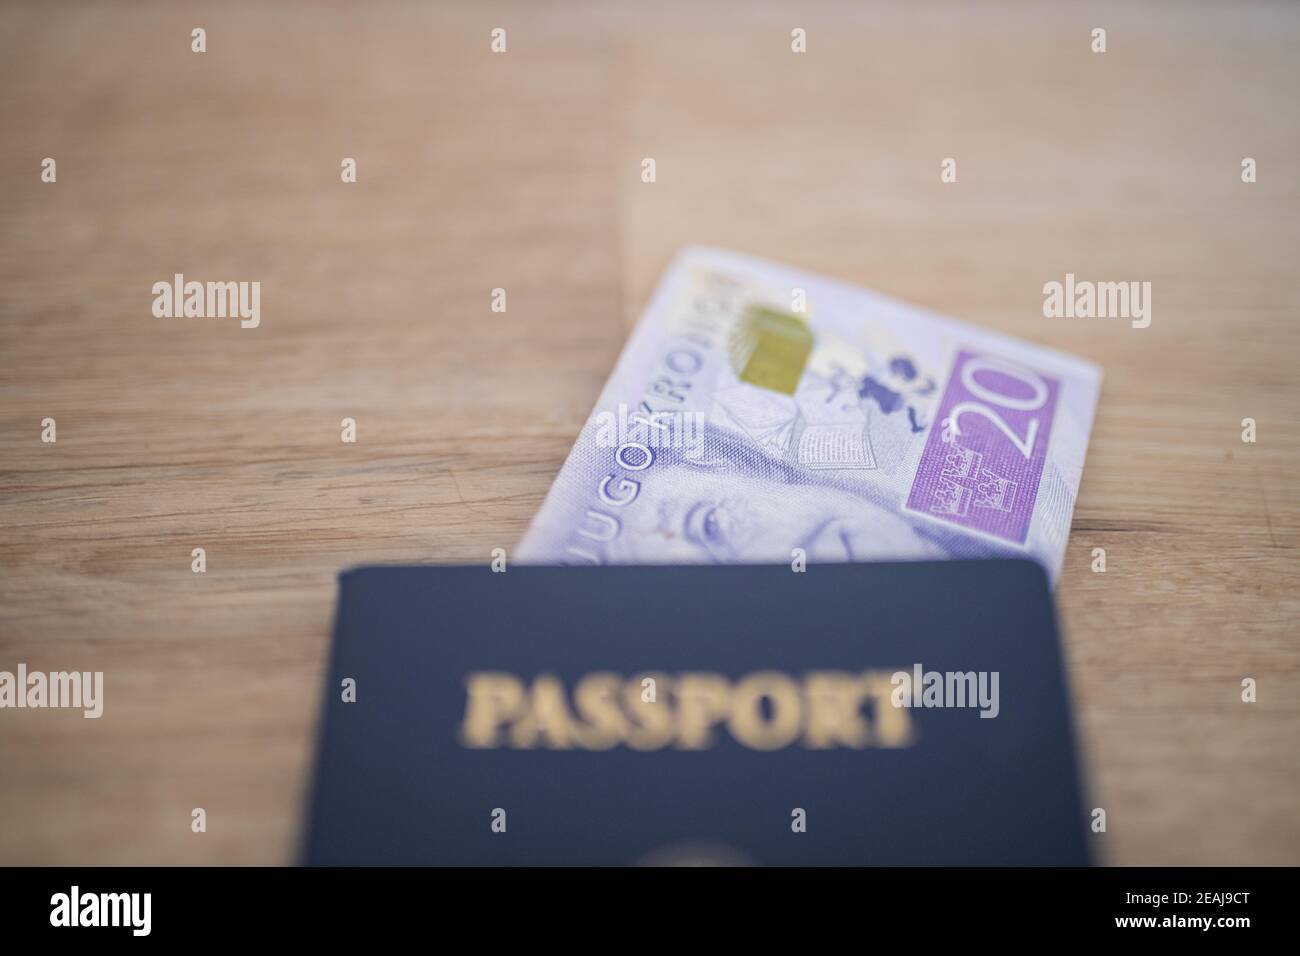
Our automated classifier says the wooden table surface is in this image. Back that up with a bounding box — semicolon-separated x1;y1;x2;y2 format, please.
1;1;1296;866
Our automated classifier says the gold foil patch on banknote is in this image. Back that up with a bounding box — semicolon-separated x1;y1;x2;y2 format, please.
727;305;813;395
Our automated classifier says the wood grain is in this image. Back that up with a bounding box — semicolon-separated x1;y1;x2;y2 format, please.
1;0;1296;865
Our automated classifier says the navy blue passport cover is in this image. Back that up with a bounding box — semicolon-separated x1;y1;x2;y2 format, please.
303;560;1090;865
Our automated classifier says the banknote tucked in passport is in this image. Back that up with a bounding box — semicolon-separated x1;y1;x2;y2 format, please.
518;248;1101;583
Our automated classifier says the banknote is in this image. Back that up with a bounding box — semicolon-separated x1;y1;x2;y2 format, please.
517;248;1101;583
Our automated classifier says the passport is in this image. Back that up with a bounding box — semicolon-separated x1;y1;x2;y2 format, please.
302;561;1090;865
